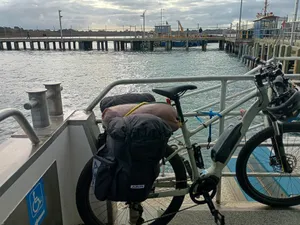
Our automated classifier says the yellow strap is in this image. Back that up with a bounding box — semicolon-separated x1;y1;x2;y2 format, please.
124;102;148;116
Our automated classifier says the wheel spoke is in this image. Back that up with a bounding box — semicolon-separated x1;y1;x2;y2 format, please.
237;123;300;206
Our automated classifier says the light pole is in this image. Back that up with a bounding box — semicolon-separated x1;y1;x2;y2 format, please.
141;10;146;38
161;8;164;26
291;0;299;45
238;0;243;40
58;10;63;42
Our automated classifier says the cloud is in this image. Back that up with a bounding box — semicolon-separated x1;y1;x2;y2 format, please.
0;0;296;30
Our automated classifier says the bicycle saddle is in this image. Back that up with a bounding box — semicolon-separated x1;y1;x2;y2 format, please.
152;85;197;100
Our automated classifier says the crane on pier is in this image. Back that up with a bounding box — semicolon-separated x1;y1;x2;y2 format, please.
177;20;184;37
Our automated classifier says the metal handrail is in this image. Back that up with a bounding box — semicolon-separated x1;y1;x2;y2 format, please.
86;75;255;112
0;108;40;145
86;74;300;112
222;172;300;177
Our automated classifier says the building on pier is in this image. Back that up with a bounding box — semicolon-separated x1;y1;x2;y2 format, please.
154;24;171;37
253;13;287;39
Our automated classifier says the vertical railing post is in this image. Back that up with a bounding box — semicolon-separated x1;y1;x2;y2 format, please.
216;80;227;204
219;80;227;135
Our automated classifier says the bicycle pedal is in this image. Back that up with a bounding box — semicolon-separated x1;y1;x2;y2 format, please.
213;209;225;225
136;217;145;225
202;192;225;225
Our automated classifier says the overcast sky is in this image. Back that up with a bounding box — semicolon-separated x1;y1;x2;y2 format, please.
0;0;297;30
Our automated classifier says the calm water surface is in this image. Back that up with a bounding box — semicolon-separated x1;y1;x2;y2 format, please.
0;43;250;144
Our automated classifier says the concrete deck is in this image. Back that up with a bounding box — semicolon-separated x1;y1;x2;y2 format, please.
172;202;300;225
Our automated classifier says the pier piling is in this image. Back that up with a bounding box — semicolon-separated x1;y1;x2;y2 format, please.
201;40;207;52
37;42;41;50
279;45;286;58
149;41;154;51
6;42;12;50
105;41;108;51
113;41;117;51
45;42;50;50
267;45;273;60
121;41;125;51
283;45;292;74
273;45;279;58
30;42;34;50
117;41;120;51
14;42;20;50
219;40;225;50
294;48;300;74
165;41;172;51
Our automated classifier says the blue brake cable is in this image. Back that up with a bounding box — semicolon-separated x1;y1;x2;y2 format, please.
195;109;222;149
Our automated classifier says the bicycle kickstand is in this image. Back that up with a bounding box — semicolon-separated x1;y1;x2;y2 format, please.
203;192;225;225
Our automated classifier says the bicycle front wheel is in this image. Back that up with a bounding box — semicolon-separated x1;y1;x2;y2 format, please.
236;122;300;207
76;145;187;225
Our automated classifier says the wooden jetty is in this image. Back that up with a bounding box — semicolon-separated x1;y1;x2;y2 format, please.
0;36;225;51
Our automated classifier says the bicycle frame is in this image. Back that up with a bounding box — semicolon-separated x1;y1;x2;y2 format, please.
149;83;270;199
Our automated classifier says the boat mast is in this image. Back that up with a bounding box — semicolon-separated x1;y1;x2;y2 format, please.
161;8;163;26
264;0;268;16
291;0;300;45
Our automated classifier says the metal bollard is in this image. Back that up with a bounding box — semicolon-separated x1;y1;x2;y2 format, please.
24;89;50;128
44;82;63;116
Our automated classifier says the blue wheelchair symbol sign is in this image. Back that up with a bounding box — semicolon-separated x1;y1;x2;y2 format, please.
26;178;47;225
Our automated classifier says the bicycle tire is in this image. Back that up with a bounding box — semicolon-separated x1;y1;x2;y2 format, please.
236;122;300;207
76;145;187;225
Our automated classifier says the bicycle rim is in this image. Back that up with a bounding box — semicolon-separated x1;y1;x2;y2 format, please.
237;123;300;206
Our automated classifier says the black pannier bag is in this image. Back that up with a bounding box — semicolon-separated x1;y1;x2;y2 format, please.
92;113;172;202
100;93;156;112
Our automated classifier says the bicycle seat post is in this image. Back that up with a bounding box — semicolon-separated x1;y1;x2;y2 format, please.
173;96;185;124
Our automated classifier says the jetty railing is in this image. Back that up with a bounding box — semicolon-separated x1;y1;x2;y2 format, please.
86;58;300;203
0;108;39;145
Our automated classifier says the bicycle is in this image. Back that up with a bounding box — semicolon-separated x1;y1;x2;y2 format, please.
76;56;300;225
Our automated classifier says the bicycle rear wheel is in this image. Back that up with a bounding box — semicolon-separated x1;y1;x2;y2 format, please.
76;145;187;225
236;122;300;207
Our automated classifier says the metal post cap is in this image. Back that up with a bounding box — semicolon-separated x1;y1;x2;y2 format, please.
43;82;61;86
26;88;47;94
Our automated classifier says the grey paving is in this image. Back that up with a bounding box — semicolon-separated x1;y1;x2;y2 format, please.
171;202;300;225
